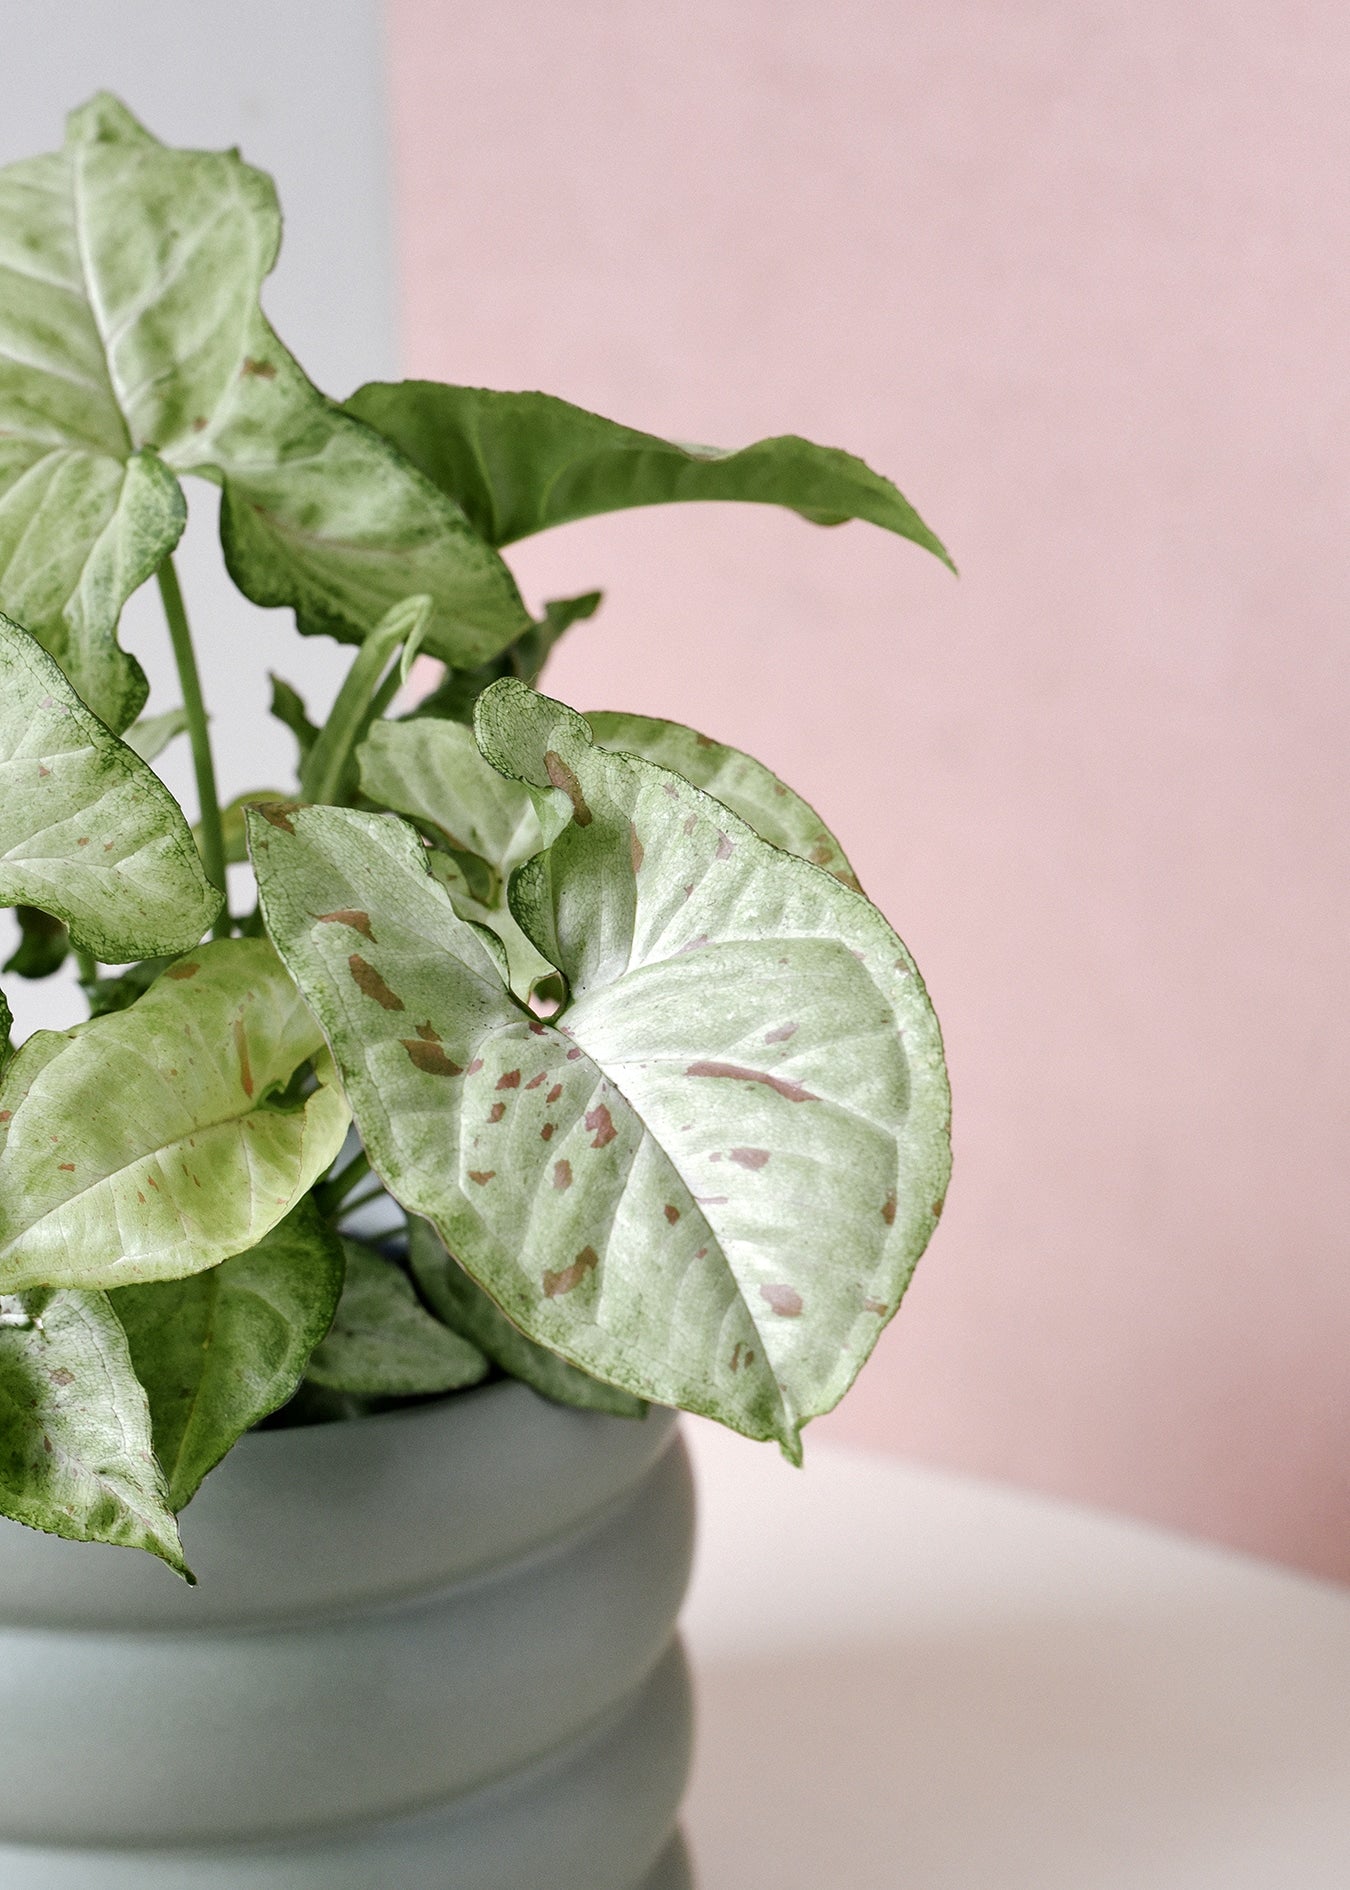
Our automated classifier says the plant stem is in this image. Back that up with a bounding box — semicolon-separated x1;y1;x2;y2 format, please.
75;948;99;986
157;557;229;938
314;1146;372;1216
299;594;430;807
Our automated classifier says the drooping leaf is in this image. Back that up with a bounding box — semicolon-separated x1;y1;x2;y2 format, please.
305;1237;489;1397
0;612;221;958
0;1287;186;1572
0;95;531;691
345;381;954;568
0;936;350;1292
4;906;69;980
587;710;861;891
124;706;189;764
111;1197;344;1510
408;589;604;726
408;1215;645;1417
248;691;950;1456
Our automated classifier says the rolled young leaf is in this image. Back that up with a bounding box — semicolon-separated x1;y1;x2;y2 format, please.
305;1238;489;1397
0;937;350;1292
0;1287;187;1573
586;710;861;891
111;1199;345;1511
0;612;221;959
345;381;954;569
249;691;950;1456
0;95;531;693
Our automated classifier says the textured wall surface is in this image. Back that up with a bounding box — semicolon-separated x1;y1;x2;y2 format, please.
388;1;1350;1576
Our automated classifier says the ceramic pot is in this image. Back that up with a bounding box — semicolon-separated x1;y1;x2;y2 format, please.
0;1380;695;1888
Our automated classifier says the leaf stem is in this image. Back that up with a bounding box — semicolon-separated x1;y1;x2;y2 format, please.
157;558;229;937
314;1146;372;1216
299;594;430;807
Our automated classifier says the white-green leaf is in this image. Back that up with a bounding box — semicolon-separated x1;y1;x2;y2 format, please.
587;709;862;891
408;1215;645;1417
249;691;950;1457
0;612;221;958
358;716;569;994
345;381;954;569
0;1287;186;1573
0;95;530;690
124;705;189;764
111;1198;344;1510
0;937;350;1293
305;1237;489;1397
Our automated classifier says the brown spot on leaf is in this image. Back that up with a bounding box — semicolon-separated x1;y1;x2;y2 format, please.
49;1366;74;1387
0;1111;10;1123
629;822;645;874
864;1297;887;1316
553;1159;573;1190
730;1342;744;1373
729;1147;771;1170
682;813;698;836
147;1176;159;1191
233;1015;254;1098
467;1058;484;1075
136;1190;145;1204
349;955;404;1010
318;908;375;941
695;732;715;749
468;1169;495;1185
585;1101;617;1147
676;933;711;954
760;1283;804;1317
257;800;299;834
547;1083;563;1104
664;1203;681;1224
662;782;679;798
58;1163;74;1172
882;1191;897;1226
932;1197;946;1218
715;832;734;860
37;764;50;778
695;1246;708;1260
402;1039;463;1077
525;1070;548;1090
415;1021;441;1042
242;356;277;378
566;1046;584;1061
541;1122;555;1140
496;1068;521;1090
685;1061;818;1103
809;839;834;865
76;836;90;847
193;415;208;432
165;961;199;981
764;1021;798;1044
543;1246;599;1298
488;1101;506;1123
544;750;592;825
528;1019;547;1036
42;1434;52;1453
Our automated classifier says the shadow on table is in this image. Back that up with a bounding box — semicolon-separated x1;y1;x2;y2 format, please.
684;1599;1350;1890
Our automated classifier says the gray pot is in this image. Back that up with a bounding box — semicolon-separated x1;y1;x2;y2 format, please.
0;1380;695;1889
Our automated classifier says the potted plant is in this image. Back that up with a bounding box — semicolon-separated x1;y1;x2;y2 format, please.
0;96;952;1889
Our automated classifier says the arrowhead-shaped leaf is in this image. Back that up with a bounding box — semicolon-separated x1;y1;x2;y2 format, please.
586;710;862;891
111;1199;345;1511
408;1214;645;1417
305;1237;489;1397
250;690;950;1455
0;937;350;1293
0;1287;186;1572
0;96;530;687
345;381;954;569
0;612;221;958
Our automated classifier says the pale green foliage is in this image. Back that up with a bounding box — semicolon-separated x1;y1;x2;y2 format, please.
124;706;189;764
0;1287;185;1572
249;687;950;1456
346;382;955;568
0;613;220;959
112;1199;345;1510
0;938;350;1292
306;1237;489;1397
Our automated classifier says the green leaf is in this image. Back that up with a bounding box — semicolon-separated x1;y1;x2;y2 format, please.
0;95;531;686
408;1215;645;1417
213;790;290;867
0;612;221;959
4;906;69;980
124;706;189;764
80;955;168;1019
587;710;861;891
0;936;350;1293
408;590;604;727
0;986;12;1076
249;692;950;1457
0;1287;187;1573
269;674;320;769
358;715;568;996
305;1237;489;1397
111;1198;344;1510
345;381;954;569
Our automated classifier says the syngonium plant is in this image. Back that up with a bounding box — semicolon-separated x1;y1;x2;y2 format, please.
0;96;952;1578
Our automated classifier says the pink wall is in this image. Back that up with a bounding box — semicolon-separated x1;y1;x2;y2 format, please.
385;2;1350;1578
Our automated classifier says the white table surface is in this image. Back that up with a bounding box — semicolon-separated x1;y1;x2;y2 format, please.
678;1422;1350;1889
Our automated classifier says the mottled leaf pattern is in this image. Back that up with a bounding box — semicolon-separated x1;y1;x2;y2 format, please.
305;1238;489;1396
345;381;954;567
0;613;221;958
0;938;350;1292
111;1200;345;1509
0;1287;186;1572
249;687;949;1455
